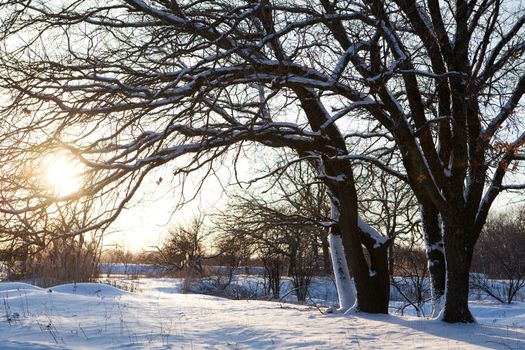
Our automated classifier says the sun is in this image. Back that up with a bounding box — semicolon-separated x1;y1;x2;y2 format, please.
45;156;82;196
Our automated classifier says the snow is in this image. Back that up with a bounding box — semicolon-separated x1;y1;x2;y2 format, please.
48;283;128;297
0;279;523;349
426;242;444;254
357;217;388;248
328;233;356;311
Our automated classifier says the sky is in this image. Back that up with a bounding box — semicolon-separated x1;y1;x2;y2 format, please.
42;142;525;253
99;159;525;252
104;173;226;252
100;153;255;252
41;151;225;251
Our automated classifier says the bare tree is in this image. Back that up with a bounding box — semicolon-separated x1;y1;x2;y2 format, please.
214;192;319;302
211;231;255;291
269;155;334;275
0;0;393;314
391;244;430;317
154;216;210;276
471;207;525;304
0;0;525;322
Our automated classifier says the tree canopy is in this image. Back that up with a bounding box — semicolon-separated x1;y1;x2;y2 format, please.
0;0;524;323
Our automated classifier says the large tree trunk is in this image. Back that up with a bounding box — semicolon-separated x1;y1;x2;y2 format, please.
294;85;389;312
359;241;389;313
337;187;390;314
442;216;475;323
420;203;446;317
322;168;390;313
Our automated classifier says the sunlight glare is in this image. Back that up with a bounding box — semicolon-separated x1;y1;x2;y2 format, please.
45;157;82;196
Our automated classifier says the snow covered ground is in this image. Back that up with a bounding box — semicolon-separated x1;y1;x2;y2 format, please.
0;279;524;349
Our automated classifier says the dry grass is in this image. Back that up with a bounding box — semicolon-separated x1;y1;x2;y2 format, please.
26;239;100;287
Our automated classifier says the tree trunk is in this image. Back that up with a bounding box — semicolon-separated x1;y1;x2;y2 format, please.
360;242;390;313
442;217;475;323
337;188;390;314
328;232;355;311
309;147;390;314
288;245;297;277
420;203;446;316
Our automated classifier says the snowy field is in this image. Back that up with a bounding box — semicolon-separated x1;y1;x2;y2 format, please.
0;279;524;349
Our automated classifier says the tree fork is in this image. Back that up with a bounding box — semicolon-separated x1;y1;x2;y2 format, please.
336;184;390;314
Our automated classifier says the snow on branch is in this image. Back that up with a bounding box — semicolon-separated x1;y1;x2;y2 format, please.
330;41;371;82
336;154;408;182
320;100;380;130
357;217;388;249
482;72;525;141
